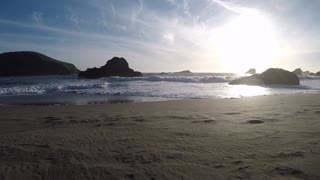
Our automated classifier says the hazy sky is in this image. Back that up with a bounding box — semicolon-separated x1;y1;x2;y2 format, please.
0;0;319;72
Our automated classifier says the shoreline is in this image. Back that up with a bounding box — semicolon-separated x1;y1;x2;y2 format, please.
0;93;317;108
0;94;177;106
0;94;319;179
0;73;319;105
0;91;319;106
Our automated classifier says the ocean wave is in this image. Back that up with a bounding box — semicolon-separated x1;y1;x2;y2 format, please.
0;82;110;96
104;75;231;83
300;76;320;80
57;83;109;90
0;74;318;97
0;86;46;96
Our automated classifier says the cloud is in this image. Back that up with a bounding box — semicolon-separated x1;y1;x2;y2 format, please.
1;0;318;72
111;3;116;21
183;0;191;16
32;11;43;25
65;8;80;25
138;0;144;12
166;0;177;5
0;18;183;55
163;32;175;44
68;15;79;25
210;0;253;14
130;0;144;25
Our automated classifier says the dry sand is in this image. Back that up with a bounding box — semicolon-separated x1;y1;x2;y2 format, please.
0;94;319;180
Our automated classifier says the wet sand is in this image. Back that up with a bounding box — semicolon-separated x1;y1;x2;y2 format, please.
0;94;319;180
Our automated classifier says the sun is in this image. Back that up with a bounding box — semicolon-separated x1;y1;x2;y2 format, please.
214;11;279;73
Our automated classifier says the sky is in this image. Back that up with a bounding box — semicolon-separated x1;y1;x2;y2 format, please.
0;0;320;73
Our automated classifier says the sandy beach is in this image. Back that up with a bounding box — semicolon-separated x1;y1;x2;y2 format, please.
0;94;319;180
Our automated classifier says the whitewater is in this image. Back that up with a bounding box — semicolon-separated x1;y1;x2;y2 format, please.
0;73;319;105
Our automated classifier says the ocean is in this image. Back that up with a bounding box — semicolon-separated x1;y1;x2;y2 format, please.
0;73;319;105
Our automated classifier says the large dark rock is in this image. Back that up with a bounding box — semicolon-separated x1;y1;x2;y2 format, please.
229;68;300;85
79;57;142;79
0;51;79;76
245;68;256;74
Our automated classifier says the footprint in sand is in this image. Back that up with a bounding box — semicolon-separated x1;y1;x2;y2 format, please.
232;160;244;165
173;132;192;136
165;152;183;159
21;143;51;150
276;151;305;158
134;119;147;122
191;116;216;123
98;122;115;126
274;167;309;178
191;119;216;123
224;112;241;115
43;116;61;121
214;164;225;169
247;120;264;124
43;117;64;125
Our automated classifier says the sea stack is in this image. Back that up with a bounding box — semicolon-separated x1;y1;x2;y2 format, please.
0;51;79;76
229;68;300;85
292;68;303;76
79;57;142;79
245;68;256;74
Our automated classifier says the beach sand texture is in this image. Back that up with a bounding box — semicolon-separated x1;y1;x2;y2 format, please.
0;94;319;180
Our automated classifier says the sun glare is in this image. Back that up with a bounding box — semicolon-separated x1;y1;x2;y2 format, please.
229;85;268;97
214;11;278;73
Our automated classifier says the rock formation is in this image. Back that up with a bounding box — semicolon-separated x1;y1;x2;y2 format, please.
175;70;192;74
245;68;256;74
293;68;312;76
229;68;300;85
0;51;79;76
79;57;142;79
292;68;303;76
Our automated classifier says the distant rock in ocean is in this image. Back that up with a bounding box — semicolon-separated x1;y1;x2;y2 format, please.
292;68;303;76
160;72;169;75
0;51;79;77
245;68;256;74
229;68;300;85
175;70;192;74
79;57;142;79
293;68;313;76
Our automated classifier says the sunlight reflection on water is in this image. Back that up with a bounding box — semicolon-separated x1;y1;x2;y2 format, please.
228;85;269;97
